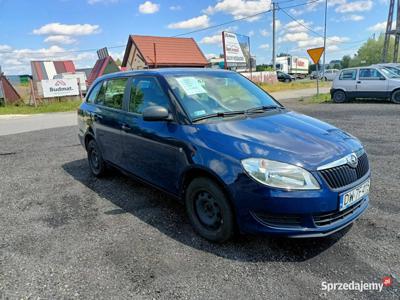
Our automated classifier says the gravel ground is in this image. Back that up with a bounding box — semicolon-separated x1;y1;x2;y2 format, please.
0;100;399;300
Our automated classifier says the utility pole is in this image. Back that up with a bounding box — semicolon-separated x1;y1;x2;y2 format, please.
322;0;327;78
272;1;276;70
382;0;396;62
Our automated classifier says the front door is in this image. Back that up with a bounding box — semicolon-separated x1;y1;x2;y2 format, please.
121;76;182;194
356;68;388;98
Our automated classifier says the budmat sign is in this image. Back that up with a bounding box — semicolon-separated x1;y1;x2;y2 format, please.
42;79;79;98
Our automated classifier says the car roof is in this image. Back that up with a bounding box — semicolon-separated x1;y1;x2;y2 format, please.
93;68;234;82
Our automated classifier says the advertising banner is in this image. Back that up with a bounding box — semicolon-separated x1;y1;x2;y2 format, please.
222;31;251;70
41;79;79;98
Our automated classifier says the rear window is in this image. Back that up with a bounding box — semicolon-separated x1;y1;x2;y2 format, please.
339;69;357;80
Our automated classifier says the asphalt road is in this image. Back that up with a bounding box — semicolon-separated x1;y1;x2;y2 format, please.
0;100;399;299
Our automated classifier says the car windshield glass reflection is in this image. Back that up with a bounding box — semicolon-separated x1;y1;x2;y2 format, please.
165;72;281;121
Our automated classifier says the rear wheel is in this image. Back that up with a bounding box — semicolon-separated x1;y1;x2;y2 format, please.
391;89;400;104
87;139;107;177
332;90;347;103
185;178;235;242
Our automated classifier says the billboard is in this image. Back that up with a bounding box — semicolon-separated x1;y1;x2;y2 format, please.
222;31;251;70
41;78;79;98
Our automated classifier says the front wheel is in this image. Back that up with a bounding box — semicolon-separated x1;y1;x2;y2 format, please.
332;90;347;103
87;139;107;177
185;178;235;243
391;90;400;104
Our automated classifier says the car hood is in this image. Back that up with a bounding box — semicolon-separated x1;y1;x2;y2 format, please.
195;110;363;171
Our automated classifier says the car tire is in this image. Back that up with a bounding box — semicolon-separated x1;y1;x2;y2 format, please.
285;78;291;83
185;177;235;243
391;90;400;104
323;77;328;81
87;139;107;177
332;90;347;103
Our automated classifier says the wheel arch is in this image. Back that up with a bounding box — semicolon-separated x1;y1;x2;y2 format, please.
84;128;95;150
180;166;236;207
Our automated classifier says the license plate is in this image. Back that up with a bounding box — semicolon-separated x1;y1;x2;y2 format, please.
339;179;370;211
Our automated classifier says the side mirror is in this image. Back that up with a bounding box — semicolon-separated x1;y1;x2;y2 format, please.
143;106;172;121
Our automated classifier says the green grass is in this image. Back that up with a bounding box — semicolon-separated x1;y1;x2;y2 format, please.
259;80;331;93
0;100;82;115
302;93;332;104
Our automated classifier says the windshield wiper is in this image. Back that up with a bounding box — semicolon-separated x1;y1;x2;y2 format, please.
245;105;282;114
192;110;246;122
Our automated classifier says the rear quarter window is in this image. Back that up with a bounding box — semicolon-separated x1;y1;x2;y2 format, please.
339;70;357;80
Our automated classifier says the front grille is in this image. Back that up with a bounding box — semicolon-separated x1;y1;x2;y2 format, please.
252;212;302;227
313;199;365;226
319;153;369;189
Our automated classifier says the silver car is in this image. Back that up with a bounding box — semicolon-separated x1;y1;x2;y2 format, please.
331;66;400;103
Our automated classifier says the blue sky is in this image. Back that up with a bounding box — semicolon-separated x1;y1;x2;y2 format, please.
0;0;390;74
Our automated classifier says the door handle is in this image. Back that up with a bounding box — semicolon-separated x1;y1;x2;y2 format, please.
93;113;103;121
121;124;131;131
357;81;361;84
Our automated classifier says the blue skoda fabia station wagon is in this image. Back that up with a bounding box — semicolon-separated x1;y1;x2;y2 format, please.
78;69;370;242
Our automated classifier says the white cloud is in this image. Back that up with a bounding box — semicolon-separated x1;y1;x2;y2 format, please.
33;23;101;36
138;1;160;14
168;15;210;29
0;45;98;74
200;34;222;44
284;19;313;33
368;21;388;32
248;30;255;37
259;43;269;49
44;35;77;45
279;32;309;43
335;0;373;13
259;29;269;37
204;0;271;22
169;5;181;11
342;14;364;21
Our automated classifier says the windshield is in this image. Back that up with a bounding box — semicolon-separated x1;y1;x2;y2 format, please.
379;67;400;78
165;71;280;120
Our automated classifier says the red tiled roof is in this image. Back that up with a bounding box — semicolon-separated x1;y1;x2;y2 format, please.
122;35;208;67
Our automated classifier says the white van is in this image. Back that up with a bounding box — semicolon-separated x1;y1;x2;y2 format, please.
321;69;340;81
331;66;400;103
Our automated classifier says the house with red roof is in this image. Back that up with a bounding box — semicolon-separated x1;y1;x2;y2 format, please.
122;35;208;70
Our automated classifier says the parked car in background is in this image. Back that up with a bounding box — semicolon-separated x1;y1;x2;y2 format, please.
331;66;400;103
78;68;370;242
276;70;295;82
310;70;320;79
321;69;340;81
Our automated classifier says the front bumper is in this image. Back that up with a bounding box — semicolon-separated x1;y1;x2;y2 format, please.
230;172;370;237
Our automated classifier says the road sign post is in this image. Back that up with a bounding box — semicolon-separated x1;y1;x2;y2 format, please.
307;47;325;96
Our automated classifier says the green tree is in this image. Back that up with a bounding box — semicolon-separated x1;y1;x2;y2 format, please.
115;58;122;67
341;55;351;68
350;34;396;67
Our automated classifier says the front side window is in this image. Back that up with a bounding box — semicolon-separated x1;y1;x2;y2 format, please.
95;78;128;109
339;69;357;80
129;76;170;114
359;68;384;80
165;72;280;120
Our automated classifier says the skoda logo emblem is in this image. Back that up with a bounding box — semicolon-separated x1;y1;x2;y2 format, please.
347;153;358;168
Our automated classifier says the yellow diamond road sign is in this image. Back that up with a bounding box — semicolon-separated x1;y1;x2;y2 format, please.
307;47;325;64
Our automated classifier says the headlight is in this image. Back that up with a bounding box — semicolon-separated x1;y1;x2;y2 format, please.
241;158;320;190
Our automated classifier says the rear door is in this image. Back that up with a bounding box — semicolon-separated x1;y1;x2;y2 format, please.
92;77;129;165
335;69;358;95
356;68;388;98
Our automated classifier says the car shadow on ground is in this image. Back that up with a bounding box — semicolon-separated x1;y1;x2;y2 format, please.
63;159;350;263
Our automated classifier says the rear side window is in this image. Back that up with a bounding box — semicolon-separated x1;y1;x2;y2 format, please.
86;82;102;104
339;69;357;80
129;76;170;114
95;78;128;109
359;68;384;80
